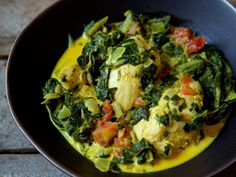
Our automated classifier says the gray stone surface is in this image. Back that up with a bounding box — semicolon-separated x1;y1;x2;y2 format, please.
0;154;69;177
0;60;33;150
0;0;58;56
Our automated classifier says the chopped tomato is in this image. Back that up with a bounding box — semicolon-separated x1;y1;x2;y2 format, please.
181;85;196;96
98;100;113;127
92;122;118;146
115;126;131;148
181;75;193;84
118;126;131;139
174;27;192;40
133;97;146;107
186;37;206;54
102;100;113;115
157;66;172;79
114;126;131;156
173;27;206;54
114;137;131;149
181;75;195;96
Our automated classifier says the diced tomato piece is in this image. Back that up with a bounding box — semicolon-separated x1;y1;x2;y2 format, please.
181;85;196;96
157;66;172;79
173;27;206;55
92;122;118;146
102;100;113;122
114;126;131;155
118;126;131;139
133;97;146;107
186;37;206;54
117;127;131;148
181;75;193;84
102;100;113;115
174;27;192;40
98;100;113;127
181;76;195;96
114;137;131;149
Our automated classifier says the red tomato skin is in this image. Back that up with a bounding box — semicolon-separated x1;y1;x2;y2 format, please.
174;27;192;40
173;27;206;54
157;66;172;79
98;100;113;127
186;37;206;54
92;122;118;146
181;85;196;96
181;75;193;84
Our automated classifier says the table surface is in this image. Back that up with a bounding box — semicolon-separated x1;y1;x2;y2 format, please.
1;0;236;176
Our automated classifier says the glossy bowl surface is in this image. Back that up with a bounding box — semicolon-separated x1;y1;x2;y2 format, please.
6;0;236;177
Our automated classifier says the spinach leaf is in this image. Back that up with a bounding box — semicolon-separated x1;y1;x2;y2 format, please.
78;31;123;73
43;78;61;95
95;69;110;101
144;16;171;35
113;139;155;165
118;38;144;66
156;115;169;126
141;64;158;89
149;34;169;49
205;101;232;125
175;59;205;77
142;75;178;107
42;79;64;128
130;107;150;125
66;101;94;142
84;16;108;37
109;161;121;173
161;42;183;57
44;83;95;143
199;46;236;110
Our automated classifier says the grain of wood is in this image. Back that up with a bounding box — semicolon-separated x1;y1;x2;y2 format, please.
0;154;69;177
0;0;59;56
0;60;33;150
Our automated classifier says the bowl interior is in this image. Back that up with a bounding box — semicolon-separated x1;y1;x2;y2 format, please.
7;0;236;177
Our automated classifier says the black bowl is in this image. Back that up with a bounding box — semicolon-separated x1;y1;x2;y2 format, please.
6;0;236;177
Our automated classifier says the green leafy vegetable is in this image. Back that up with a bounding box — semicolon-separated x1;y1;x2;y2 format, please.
130;107;150;125
113;139;155;165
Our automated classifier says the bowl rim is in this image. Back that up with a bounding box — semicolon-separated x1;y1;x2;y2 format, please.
5;0;236;177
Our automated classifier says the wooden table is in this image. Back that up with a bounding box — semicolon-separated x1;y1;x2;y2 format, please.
0;0;236;176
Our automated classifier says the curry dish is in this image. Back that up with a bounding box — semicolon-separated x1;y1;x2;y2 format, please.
42;11;236;173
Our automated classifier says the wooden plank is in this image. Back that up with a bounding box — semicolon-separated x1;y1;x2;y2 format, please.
0;154;69;177
0;0;58;56
0;60;33;150
229;0;236;6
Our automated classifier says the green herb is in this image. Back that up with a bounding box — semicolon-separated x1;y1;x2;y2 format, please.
130;107;150;125
157;115;169;126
